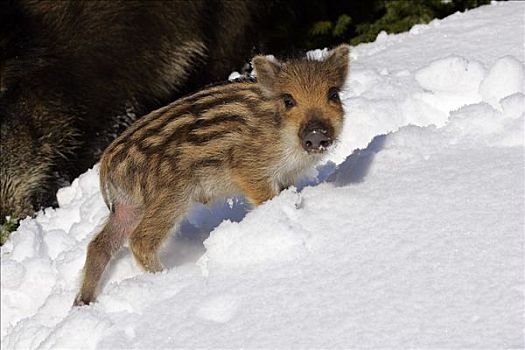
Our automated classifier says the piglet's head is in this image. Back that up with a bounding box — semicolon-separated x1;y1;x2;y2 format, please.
252;44;350;154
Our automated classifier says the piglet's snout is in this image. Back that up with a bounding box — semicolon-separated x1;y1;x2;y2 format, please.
300;120;333;153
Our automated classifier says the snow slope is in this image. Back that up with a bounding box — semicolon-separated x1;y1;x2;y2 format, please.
2;2;524;348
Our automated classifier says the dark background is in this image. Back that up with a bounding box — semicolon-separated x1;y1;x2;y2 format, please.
264;0;490;54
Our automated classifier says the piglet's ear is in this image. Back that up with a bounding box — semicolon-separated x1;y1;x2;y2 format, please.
325;44;350;88
252;55;281;93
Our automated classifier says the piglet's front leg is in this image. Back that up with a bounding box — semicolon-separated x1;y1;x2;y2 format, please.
233;175;277;207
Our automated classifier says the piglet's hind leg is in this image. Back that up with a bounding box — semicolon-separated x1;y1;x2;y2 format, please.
129;199;186;273
74;203;141;306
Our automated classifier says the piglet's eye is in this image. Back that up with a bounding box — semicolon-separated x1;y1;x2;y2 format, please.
283;94;296;109
328;87;340;102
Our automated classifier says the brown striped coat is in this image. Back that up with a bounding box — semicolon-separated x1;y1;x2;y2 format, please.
75;44;350;305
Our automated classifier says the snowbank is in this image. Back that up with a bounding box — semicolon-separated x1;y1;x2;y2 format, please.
2;1;524;348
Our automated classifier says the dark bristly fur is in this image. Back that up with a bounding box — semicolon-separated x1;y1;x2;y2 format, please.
74;45;350;306
0;0;262;224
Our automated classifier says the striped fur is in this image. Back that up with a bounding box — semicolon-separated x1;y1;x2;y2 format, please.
74;45;350;306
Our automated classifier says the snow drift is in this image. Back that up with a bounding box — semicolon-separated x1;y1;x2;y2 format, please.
1;2;524;348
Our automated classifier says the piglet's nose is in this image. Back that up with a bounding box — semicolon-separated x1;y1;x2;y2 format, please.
302;129;331;152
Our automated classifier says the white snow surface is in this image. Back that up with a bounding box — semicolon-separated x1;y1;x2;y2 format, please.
2;2;524;348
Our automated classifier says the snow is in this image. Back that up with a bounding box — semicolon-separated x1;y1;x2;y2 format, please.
2;2;524;348
480;55;525;109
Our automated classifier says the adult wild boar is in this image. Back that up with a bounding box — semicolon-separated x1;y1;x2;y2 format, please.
0;0;263;226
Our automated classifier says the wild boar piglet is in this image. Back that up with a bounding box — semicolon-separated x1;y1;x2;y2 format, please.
74;44;350;306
